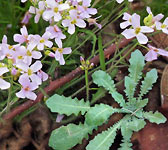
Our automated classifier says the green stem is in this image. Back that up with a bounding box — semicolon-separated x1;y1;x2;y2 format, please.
85;69;89;101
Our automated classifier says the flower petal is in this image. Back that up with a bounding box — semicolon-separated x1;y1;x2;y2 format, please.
30;61;42;72
0;78;10;90
25;91;37;100
145;50;157;61
121;29;135;39
136;33;148;44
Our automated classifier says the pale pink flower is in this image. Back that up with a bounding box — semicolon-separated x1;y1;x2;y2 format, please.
145;44;168;61
46;25;66;47
35;32;53;50
27;34;40;51
17;61;43;85
121;13;154;44
13;45;42;65
14;26;29;44
156;17;168;34
16;76;38;100
77;0;97;19
12;45;27;64
62;9;86;34
1;43;20;60
29;1;46;23
0;66;10;90
49;46;72;65
23;49;42;65
42;0;70;22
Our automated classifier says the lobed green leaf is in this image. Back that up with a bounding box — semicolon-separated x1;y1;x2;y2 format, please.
86;120;122;150
49;123;94;150
92;70;125;106
125;50;145;100
46;94;90;116
143;111;167;124
138;69;158;99
92;70;116;94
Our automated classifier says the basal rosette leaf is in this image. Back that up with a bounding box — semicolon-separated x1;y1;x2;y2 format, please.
143;111;167;124
92;70;125;106
46;94;90;116
128;50;145;83
86;120;122;150
125;50;145;100
85;103;121;126
119;125;133;150
49;123;94;150
138;69;158;99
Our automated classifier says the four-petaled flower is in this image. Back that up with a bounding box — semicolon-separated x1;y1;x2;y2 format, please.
122;13;154;44
62;9;86;34
49;46;72;65
16;75;38;100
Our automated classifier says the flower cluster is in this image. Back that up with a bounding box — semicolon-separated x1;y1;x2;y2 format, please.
0;26;49;100
120;7;168;61
0;0;100;100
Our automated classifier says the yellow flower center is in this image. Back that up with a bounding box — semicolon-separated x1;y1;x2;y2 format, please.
161;24;167;29
18;56;23;59
8;45;13;50
40;39;45;43
54;7;59;13
135;27;141;34
58;48;63;53
129;18;132;23
71;19;77;24
27;50;32;56
28;69;32;76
